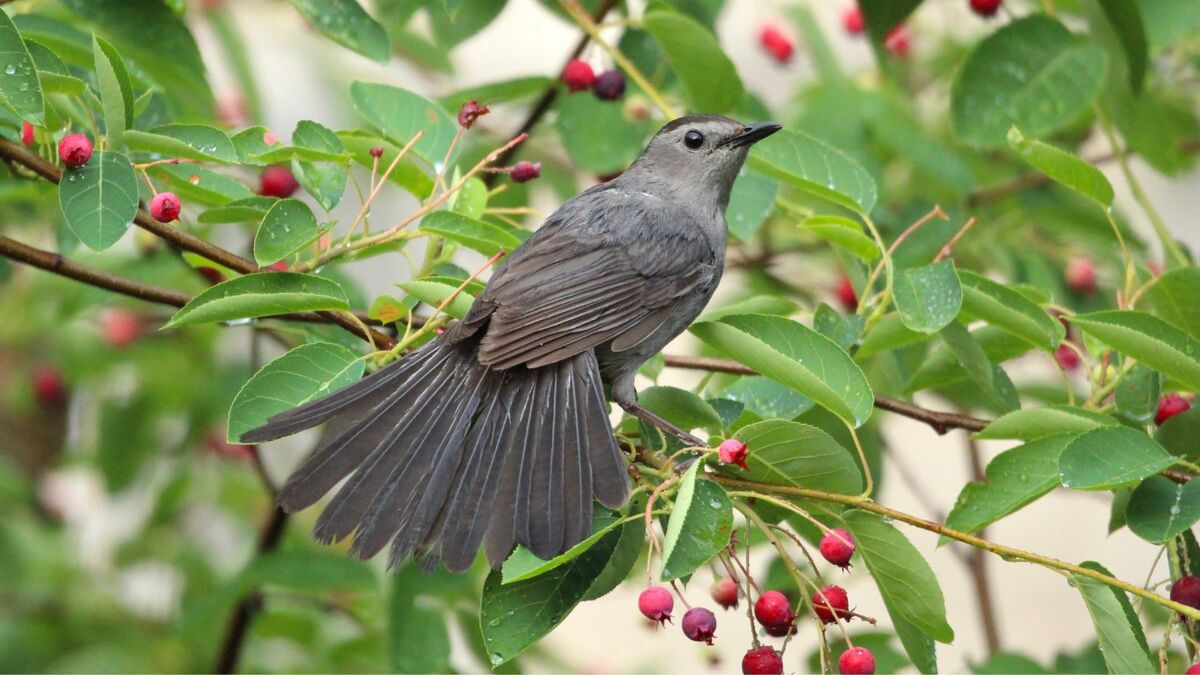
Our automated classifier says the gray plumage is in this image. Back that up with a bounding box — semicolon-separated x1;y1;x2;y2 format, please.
241;115;782;572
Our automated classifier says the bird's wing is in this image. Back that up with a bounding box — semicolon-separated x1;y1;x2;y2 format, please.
461;189;715;370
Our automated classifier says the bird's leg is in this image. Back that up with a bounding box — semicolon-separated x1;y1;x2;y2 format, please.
612;377;707;449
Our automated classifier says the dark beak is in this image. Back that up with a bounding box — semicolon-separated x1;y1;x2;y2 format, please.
720;121;783;148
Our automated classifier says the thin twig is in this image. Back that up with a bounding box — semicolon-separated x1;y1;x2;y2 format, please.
213;506;289;674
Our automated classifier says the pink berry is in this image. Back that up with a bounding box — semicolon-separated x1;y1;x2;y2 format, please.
457;100;489;129
593;69;626;101
681;607;717;645
754;590;794;629
638;585;674;625
562;59;596;92
969;0;1002;16
1055;343;1081;371
712;577;739;609
21;122;34;145
31;365;67;408
839;647;876;675
1065;257;1097;295
268;261;289;272
149;191;182;222
1186;663;1200;675
58;133;93;168
369;146;384;158
812;585;850;623
742;646;784;674
820;529;856;570
718;438;750;470
262;131;278;146
884;25;911;57
836;275;857;311
259;165;298;198
510;161;541;183
102;309;141;348
758;25;794;64
842;6;865;35
1157;394;1192;426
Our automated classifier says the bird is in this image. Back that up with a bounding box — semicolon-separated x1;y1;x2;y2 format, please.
241;115;783;573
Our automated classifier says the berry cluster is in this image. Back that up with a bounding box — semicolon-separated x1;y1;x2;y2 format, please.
560;59;626;101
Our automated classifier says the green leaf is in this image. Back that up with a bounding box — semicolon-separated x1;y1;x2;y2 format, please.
253;199;323;266
227;342;364;442
1007;127;1114;206
940;321;993;393
974;406;1118;441
197;198;274;224
813;303;865;351
480;524;621;666
660;464;733;581
418;211;523;258
389;565;451;673
749;129;877;214
945;434;1075;536
1138;0;1200;50
0;10;45;124
1097;0;1148;92
698;294;797;323
906;326;1033;393
858;312;929;358
892;614;938;674
1114;364;1161;425
958;270;1064;351
721;377;812;421
289;0;390;63
951;16;1108;146
349;81;459;167
1070;561;1155;674
449;176;488;220
124;124;237;163
1157;407;1200;462
555;93;647;174
440;76;553;112
502;513;628;584
690;314;874;427
396;279;475;320
36;71;84;95
1140;267;1200;341
1126;476;1200;544
338;130;434;198
1070;310;1200;391
92;35;132;148
58;151;138;251
1059;427;1176;490
845;510;954;644
164;273;350;329
726;168;777;242
148;163;253;206
243;549;376;592
800;215;880;261
637;386;724;434
642;11;743;113
724;419;862;496
858;0;922;50
892;260;962;334
580;517;643;601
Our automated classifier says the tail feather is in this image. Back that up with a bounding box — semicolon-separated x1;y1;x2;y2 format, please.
580;356;630;508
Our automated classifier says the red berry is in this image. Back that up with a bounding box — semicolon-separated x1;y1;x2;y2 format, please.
1186;663;1200;675
754;590;794;628
842;6;865;35
510;161;541;183
884;25;911;57
102;309;141;348
369;146;384;158
593;69;626;101
1156;393;1192;426
742;646;784;674
457;100;489;129
681;607;717;645
712;577;739;609
149;191;182;223
718;438;750;470
1065;257;1097;295
836;275;858;311
839;647;876;675
638;585;674;625
258;165;299;198
198;267;225;284
1055;343;1081;371
268;261;289;272
21;121;34;145
562;59;596;92
31;365;67;408
58;133;93;168
812;585;851;623
758;25;794;64
969;0;1003;17
1171;576;1200;609
820;529;856;569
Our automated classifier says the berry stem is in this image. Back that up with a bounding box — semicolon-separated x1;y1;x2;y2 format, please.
934;216;978;262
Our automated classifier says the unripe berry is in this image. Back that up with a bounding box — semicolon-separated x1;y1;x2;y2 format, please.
31;365;67;408
510;161;541;183
638;585;674;625
369;146;384;158
742;646;784;674
1065;257;1097;295
21;121;34;145
718;438;750;470
457;100;489;129
150;191;182;222
884;25;911;57
681;607;717;645
836;275;858;311
712;577;739;609
1055;343;1081;371
812;585;851;623
259;165;299;198
839;647;876;674
102;308;141;348
562;59;596;92
1171;576;1200;609
754;590;794;628
842;6;865;35
820;529;856;570
969;0;1003;17
758;25;794;64
593;69;626;101
1156;393;1191;426
58;133;93;168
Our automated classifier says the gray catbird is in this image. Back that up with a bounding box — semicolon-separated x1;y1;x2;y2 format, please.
242;115;782;572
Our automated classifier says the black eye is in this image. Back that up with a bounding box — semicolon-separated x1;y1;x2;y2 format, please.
684;130;704;149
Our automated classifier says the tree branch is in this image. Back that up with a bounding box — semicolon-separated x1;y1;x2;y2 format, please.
213;506;288;674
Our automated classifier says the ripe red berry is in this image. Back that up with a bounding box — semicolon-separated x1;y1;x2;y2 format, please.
102;309;141;348
839;647;876;675
1065;257;1097;295
31;365;67;408
681;607;717;644
836;275;858;311
21;121;34;145
1055;343;1081;371
593;69;626;101
969;0;1003;17
562;59;596;92
812;585;851;623
820;529;856;570
742;646;784;674
842;6;865;35
149;191;182;223
754;590;794;628
457;99;489;129
268;261;289;272
510;161;541;183
1171;576;1200;609
1157;393;1192;426
1186;663;1200;675
885;25;911;57
58;133;93;168
638;585;674;625
758;25;794;64
259;165;299;198
712;577;739;609
718;438;750;470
